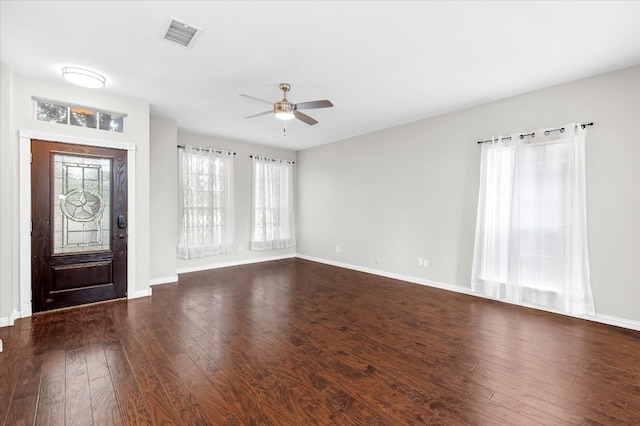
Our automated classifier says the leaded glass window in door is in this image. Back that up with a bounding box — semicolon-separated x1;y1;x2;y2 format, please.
53;154;111;254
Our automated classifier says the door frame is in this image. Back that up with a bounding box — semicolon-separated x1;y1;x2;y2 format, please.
19;129;138;318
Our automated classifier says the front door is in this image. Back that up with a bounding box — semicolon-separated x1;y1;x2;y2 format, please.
31;140;128;313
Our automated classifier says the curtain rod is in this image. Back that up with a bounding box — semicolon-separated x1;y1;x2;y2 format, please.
250;155;295;164
476;122;594;144
177;145;236;155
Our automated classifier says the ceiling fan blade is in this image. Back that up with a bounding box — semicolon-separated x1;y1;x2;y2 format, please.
294;110;318;125
244;110;272;119
295;100;333;110
240;94;273;105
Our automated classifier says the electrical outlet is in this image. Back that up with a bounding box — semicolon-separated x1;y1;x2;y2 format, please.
374;259;382;265
417;258;424;266
336;246;341;253
424;259;429;268
238;245;243;252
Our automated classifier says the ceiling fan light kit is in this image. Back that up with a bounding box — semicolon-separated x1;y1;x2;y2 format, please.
274;108;295;120
241;83;333;130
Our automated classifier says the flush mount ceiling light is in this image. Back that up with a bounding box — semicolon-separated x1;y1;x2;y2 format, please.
61;67;106;88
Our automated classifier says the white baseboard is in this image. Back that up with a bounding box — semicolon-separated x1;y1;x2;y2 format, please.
11;309;19;325
295;254;473;295
130;288;153;299
0;309;21;328
592;313;640;332
296;254;640;333
176;254;296;275
149;275;179;286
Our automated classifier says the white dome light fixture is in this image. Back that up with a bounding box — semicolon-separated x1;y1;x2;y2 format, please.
61;67;106;88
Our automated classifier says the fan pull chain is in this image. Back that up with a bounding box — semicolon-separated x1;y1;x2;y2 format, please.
283;121;287;136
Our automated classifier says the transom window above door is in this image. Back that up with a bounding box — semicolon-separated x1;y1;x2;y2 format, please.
33;98;126;133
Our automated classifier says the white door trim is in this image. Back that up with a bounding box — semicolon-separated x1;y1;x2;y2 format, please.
19;129;137;318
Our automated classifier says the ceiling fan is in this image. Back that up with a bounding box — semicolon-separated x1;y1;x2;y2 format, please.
240;83;333;126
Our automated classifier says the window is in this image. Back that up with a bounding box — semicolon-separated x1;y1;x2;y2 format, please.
35;99;125;133
177;146;234;259
471;124;594;315
250;156;296;250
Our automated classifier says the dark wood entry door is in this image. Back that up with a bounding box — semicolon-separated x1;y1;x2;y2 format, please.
31;140;128;313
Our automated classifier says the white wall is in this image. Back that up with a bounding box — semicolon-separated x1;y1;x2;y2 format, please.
148;124;297;280
0;66;151;322
297;65;640;324
0;64;17;323
149;117;179;283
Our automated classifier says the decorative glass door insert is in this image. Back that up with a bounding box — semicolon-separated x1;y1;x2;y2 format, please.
53;153;111;254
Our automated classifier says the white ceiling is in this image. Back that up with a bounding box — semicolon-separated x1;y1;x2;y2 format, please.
1;1;639;150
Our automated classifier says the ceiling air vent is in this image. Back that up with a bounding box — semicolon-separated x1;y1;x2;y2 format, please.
163;18;201;48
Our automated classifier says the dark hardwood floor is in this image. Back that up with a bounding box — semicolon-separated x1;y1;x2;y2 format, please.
1;258;639;425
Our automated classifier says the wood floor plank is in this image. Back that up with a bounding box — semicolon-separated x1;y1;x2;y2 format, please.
140;386;185;426
35;375;65;426
258;380;336;425
471;360;638;424
4;395;38;426
133;324;212;425
0;344;24;424
489;391;573;426
111;328;161;394
89;375;123;426
0;384;10;426
40;348;66;383
65;349;93;426
191;367;278;425
109;309;186;425
103;341;154;426
5;353;43;425
11;355;43;400
181;336;222;379
84;344;111;382
189;375;236;424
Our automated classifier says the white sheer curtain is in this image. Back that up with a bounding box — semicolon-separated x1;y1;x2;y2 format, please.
250;156;296;250
177;146;234;259
471;123;594;316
